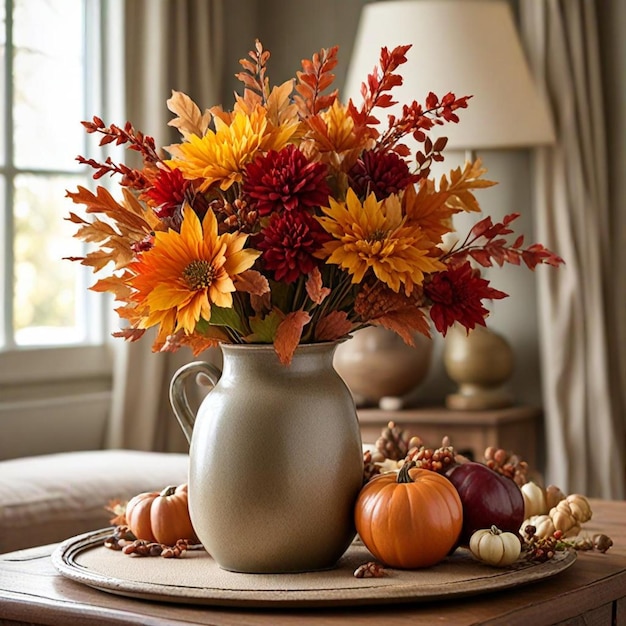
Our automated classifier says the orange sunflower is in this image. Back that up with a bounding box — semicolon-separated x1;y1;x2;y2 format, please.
127;205;259;346
316;189;444;295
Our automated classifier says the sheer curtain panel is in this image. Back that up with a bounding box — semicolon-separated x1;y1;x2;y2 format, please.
106;0;225;452
520;0;625;498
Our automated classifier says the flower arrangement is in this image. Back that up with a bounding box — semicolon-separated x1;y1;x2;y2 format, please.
66;42;562;364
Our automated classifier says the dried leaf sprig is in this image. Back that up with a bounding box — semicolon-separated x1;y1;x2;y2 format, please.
444;213;564;271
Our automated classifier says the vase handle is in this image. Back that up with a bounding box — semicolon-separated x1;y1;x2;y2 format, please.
169;361;222;444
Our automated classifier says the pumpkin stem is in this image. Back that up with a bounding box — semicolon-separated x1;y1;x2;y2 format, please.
397;461;417;484
490;525;502;535
160;485;178;498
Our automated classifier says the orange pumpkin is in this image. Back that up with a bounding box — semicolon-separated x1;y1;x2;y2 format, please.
355;463;463;569
125;484;198;546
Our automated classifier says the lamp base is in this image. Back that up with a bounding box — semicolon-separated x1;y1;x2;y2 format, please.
445;383;514;411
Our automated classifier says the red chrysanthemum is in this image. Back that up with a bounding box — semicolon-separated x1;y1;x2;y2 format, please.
257;209;330;283
242;144;331;216
144;167;191;219
348;150;417;200
424;261;507;335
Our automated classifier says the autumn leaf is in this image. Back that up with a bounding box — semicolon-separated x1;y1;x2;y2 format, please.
247;311;282;343
90;274;132;300
305;267;331;304
250;291;272;315
274;310;312;365
294;45;339;117
112;327;146;342
372;307;431;346
105;498;127;526
236;39;271;104
265;80;299;127
313;311;354;342
354;44;410;121
167;90;212;139
234;270;270;296
439;158;497;214
65;185;162;274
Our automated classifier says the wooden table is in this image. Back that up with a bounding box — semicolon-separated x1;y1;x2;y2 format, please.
0;499;624;625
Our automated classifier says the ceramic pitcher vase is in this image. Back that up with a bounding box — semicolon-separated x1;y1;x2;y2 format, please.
169;341;364;574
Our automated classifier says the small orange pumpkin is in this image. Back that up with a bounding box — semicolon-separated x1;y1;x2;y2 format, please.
355;463;463;569
125;484;198;546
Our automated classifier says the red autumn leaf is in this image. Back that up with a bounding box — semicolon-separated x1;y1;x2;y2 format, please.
274;310;312;365
504;249;522;265
468;249;493;268
470;216;494;239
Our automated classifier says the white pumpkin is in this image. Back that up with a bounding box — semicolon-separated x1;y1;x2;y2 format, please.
521;481;548;518
469;525;521;567
521;514;555;539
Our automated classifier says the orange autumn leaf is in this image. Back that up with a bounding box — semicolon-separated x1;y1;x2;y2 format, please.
65;185;161;272
438;158;497;214
305;267;331;304
404;159;496;247
90;273;133;300
234;270;270;296
112;326;147;343
294;45;339;117
372;307;431;346
274;310;312;365
314;311;354;342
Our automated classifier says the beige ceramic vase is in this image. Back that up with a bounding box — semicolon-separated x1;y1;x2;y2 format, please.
169;342;363;573
333;326;433;407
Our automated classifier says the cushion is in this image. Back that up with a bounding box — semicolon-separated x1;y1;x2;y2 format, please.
0;449;189;553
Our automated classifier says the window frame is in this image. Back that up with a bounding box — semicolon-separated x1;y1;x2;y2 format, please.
0;0;122;397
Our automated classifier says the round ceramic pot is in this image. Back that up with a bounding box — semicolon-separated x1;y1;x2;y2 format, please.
169;342;363;573
333;326;433;406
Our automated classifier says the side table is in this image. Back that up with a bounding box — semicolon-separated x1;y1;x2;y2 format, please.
358;405;542;471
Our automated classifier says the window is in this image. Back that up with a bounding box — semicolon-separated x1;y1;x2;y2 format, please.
0;0;126;421
1;0;124;457
1;0;112;351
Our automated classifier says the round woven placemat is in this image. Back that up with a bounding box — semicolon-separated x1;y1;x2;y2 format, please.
52;528;576;608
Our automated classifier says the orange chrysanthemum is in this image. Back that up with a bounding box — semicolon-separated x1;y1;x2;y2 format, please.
316;189;444;295
126;205;260;344
165;107;298;192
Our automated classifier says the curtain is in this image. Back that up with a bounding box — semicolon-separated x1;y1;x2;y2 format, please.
520;0;625;498
105;0;225;453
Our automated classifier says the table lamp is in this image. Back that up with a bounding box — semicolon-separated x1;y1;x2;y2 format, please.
343;0;556;410
344;0;555;155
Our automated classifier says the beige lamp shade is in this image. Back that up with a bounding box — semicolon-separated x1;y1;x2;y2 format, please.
344;0;555;150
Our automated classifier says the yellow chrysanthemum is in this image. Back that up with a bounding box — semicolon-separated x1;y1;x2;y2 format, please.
316;189;445;295
165;106;298;192
127;205;260;339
